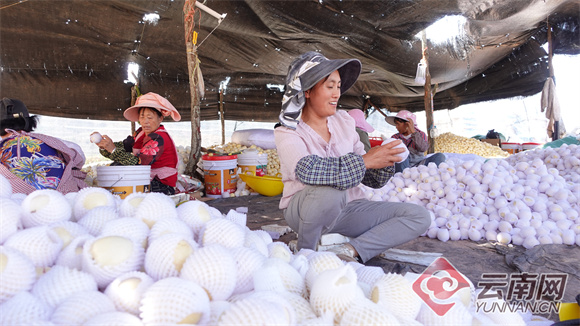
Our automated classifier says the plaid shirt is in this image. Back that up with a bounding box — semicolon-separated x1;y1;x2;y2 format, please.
275;110;394;209
295;153;394;190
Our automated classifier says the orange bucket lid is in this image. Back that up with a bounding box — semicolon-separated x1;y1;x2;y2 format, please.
202;154;238;160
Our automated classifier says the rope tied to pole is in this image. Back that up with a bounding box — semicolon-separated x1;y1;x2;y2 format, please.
183;0;201;43
183;0;225;48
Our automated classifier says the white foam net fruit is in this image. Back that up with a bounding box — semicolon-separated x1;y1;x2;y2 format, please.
0;160;567;325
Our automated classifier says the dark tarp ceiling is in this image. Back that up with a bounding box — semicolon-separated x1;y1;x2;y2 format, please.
1;0;579;122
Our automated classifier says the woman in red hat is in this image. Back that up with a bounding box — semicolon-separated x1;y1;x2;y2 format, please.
95;92;180;195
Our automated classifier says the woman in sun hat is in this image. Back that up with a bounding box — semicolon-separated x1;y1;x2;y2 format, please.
275;51;430;263
386;109;446;173
348;109;374;152
95;92;180;195
0;98;87;194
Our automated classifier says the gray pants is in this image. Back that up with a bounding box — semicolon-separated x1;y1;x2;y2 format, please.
284;185;431;262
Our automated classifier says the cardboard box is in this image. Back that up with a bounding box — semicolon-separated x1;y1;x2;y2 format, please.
481;139;500;146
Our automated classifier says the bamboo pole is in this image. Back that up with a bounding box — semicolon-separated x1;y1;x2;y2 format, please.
422;31;435;154
184;0;202;176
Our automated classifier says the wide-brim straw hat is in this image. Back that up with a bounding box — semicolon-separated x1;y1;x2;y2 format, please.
123;92;181;122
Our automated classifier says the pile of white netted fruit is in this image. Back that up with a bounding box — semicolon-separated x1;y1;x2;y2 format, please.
82;157;113;187
506;143;580;184
435;132;510;158
359;144;580;248
0;178;551;325
176;145;191;175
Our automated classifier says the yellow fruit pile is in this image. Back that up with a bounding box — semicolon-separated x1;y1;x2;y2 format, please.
434;132;509;158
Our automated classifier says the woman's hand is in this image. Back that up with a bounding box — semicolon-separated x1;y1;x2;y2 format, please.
96;135;116;153
362;139;405;169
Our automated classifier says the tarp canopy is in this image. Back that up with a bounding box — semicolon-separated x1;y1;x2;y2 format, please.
1;0;578;122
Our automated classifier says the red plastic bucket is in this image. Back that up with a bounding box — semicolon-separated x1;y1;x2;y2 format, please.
369;137;383;148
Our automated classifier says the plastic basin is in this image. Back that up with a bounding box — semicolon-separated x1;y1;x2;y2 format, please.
238;174;284;197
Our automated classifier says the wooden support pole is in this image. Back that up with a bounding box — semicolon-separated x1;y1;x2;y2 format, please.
375;108;389;119
220;88;225;145
184;42;202;176
547;21;555;80
422;31;435;154
130;85;137;135
547;19;559;140
363;99;370;117
184;0;202;177
366;99;389;119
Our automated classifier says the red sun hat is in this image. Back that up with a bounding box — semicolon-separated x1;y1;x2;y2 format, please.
123;92;181;122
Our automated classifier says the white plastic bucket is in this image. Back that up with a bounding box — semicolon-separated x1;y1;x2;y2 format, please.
96;165;151;199
522;142;542;151
501;142;521;154
202;154;238;198
237;149;268;176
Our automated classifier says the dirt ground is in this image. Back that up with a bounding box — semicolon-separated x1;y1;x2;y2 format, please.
207;194;580;321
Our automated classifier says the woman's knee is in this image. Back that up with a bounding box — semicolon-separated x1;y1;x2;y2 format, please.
286;186;347;224
409;204;431;232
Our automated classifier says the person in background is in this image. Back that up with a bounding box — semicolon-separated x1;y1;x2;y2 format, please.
0;98;87;194
95;92;180;196
347;109;374;152
275;51;430;263
386;110;446;173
